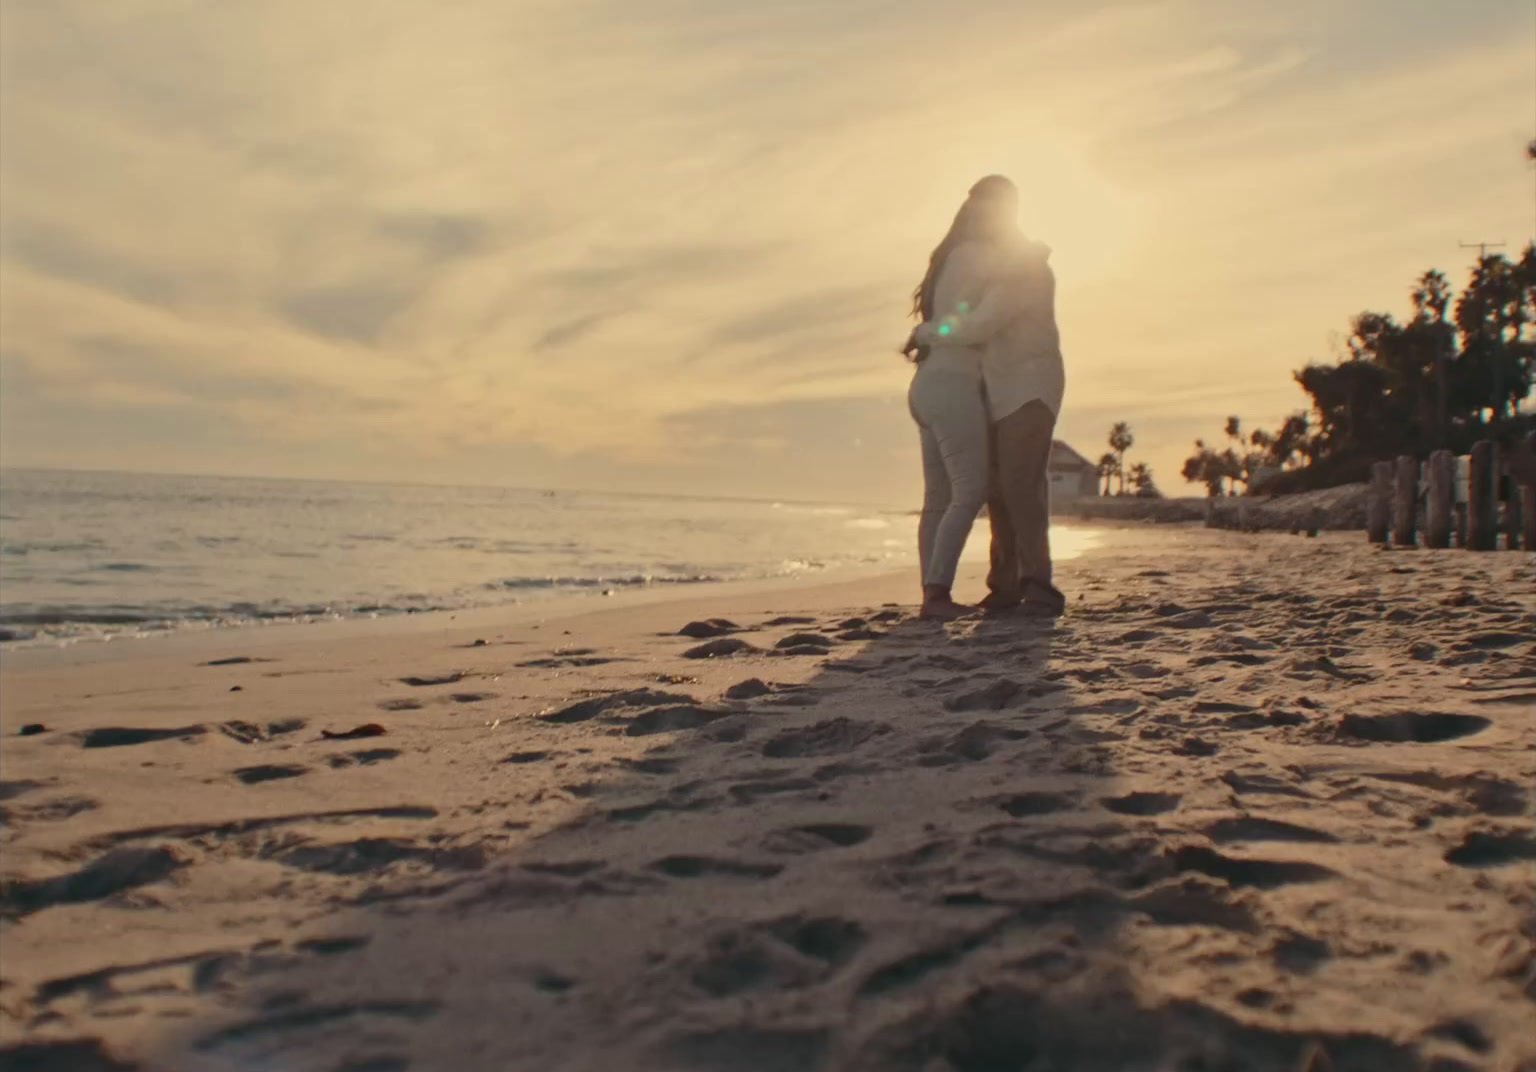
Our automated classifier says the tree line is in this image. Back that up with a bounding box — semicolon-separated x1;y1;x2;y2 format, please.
1182;242;1536;496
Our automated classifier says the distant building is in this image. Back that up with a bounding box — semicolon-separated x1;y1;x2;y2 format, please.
1049;440;1099;500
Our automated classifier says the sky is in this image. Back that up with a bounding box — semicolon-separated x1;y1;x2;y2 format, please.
2;0;1534;505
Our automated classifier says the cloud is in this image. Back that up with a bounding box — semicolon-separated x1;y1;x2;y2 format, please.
1;0;1532;502
531;312;618;352
1;218;181;307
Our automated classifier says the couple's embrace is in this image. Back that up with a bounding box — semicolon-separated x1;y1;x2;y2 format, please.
904;175;1067;622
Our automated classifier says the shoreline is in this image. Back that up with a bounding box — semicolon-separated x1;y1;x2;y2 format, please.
0;560;920;671
0;525;1109;671
1;526;1531;1071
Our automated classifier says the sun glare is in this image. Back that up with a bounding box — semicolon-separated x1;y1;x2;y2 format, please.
930;134;1140;285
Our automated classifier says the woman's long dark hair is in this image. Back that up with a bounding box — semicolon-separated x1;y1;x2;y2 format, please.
905;175;1018;362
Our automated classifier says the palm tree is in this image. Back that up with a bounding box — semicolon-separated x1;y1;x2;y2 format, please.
1412;269;1454;443
1129;462;1156;497
1108;423;1134;495
1096;453;1117;496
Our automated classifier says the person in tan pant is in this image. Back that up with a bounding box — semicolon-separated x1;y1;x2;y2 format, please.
909;175;1067;617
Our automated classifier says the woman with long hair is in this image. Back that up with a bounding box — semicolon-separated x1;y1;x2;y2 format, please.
908;175;1067;618
902;176;1020;620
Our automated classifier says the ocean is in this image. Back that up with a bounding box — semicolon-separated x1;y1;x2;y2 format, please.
0;470;1100;646
0;469;954;645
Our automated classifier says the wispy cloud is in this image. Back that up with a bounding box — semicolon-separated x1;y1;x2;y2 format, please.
1;0;1531;498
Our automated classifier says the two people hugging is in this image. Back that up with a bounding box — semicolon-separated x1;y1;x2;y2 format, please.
903;175;1067;621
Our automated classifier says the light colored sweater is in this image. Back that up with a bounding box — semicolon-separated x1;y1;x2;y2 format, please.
912;240;992;383
916;238;1065;420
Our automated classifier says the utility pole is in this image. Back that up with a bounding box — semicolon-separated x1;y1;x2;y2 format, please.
1459;240;1506;261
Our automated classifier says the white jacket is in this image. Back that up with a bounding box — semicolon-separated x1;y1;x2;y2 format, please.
915;238;1065;420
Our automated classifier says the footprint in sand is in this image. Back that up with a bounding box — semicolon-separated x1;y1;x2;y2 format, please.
1339;712;1491;744
275;837;487;877
219;719;308;743
1;845;191;917
686;915;866;997
328;749;402;769
295;934;372;956
75;725;208;748
1;795;100;823
761;719;890;759
519;651;624;668
625;705;732;737
503;750;550;764
191;1003;439;1061
540;688;696;725
997;792;1077;817
1102;791;1181;816
0;1040;143;1070
232;764;308;785
761;823;873;854
943;680;1023;713
728;777;820;805
1443;829;1536;868
615;755;680;776
917;721;1031;766
398;672;465;687
1170;845;1336;889
1202;816;1338;844
601;779;712;823
647;856;783;880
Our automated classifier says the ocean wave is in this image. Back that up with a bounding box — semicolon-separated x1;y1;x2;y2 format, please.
1;540;107;555
483;573;724;591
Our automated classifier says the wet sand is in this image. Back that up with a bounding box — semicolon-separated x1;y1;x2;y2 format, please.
1;527;1532;1072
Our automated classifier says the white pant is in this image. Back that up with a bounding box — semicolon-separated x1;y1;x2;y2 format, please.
908;362;988;588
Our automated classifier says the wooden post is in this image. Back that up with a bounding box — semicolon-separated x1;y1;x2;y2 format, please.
1468;440;1495;551
1489;441;1508;550
1425;450;1454;549
1523;432;1536;552
1393;455;1418;547
1522;482;1536;553
1367;461;1392;543
1505;475;1523;551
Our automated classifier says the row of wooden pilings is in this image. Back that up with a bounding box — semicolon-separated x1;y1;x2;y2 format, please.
1366;433;1536;551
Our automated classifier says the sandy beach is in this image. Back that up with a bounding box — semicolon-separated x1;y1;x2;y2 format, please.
1;527;1533;1072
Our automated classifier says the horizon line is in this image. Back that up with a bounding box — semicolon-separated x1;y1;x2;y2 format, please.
0;463;914;514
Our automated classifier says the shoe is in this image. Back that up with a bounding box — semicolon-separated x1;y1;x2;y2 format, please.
1018;600;1064;619
977;592;1021;614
